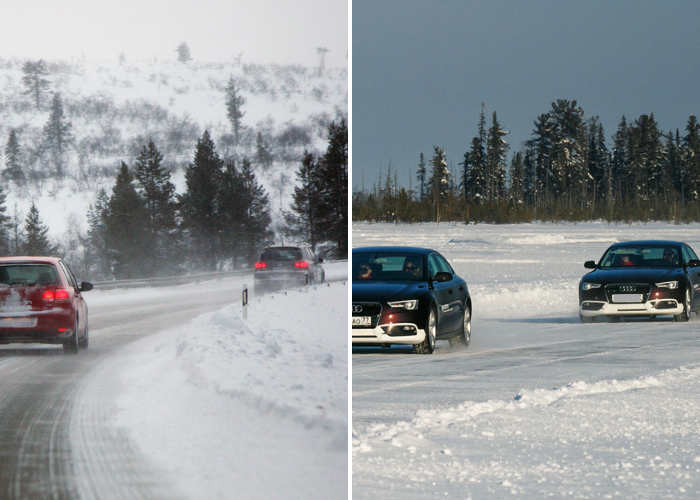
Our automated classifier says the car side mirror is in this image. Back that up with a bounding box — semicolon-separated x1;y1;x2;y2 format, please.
433;272;452;282
584;261;596;269
317;257;324;264
80;282;93;292
687;260;700;268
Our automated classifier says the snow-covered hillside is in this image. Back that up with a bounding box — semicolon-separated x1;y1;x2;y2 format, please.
0;56;347;245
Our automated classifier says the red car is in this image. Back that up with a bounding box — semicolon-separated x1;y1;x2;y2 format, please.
0;257;93;353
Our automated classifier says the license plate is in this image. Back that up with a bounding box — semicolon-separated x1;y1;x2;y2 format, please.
612;294;643;303
0;317;38;328
352;316;372;327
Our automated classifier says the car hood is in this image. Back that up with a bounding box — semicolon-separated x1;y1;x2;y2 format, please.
582;267;683;285
352;281;427;302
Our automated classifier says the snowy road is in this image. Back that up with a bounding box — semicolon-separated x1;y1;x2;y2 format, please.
0;263;348;499
353;222;700;499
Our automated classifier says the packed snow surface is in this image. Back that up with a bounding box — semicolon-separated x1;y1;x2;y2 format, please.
353;222;700;499
88;262;347;500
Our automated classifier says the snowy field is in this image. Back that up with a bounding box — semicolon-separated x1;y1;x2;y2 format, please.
87;261;348;500
352;222;700;499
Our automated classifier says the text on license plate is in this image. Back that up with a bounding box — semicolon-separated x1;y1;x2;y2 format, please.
612;294;643;303
352;316;372;327
0;317;38;328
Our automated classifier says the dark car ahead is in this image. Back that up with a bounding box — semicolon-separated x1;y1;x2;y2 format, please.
0;257;93;353
254;245;325;295
352;246;471;354
579;240;700;322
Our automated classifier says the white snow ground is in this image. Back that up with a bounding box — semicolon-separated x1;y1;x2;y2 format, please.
352;222;700;499
87;261;348;500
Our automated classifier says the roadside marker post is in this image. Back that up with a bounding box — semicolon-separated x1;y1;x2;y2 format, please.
242;283;248;319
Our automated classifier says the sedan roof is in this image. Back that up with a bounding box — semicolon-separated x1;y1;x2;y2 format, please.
353;246;436;256
608;240;685;248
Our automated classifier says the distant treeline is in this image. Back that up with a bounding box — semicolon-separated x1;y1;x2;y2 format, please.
0;120;347;280
353;99;700;224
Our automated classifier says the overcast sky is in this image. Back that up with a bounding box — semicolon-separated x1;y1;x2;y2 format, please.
352;0;700;191
0;0;347;67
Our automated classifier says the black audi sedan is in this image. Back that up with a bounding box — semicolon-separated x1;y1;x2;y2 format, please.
579;240;700;322
352;246;471;354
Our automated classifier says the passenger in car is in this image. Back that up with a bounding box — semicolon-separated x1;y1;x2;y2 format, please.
402;257;422;278
356;264;373;279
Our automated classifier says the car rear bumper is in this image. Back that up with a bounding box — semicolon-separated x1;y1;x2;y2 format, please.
579;299;683;317
351;323;426;346
0;310;75;343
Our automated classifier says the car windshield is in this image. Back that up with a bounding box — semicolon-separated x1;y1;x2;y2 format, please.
261;247;302;262
353;252;424;281
0;264;59;286
599;245;680;268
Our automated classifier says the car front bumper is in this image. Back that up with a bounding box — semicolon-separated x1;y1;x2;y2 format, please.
579;298;683;317
352;323;426;346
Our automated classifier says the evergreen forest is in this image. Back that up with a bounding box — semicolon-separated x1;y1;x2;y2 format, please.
353;100;700;225
0;54;347;279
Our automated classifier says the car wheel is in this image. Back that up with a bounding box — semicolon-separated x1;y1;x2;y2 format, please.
580;314;596;323
414;306;436;354
449;304;471;349
78;317;89;349
674;288;691;322
63;316;79;354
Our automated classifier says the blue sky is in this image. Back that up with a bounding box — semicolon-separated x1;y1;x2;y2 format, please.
352;0;700;191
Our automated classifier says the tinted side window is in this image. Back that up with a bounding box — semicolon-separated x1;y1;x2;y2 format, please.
59;261;78;288
432;253;453;274
684;245;699;262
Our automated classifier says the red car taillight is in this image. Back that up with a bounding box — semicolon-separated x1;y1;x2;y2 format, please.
294;261;309;268
43;289;70;303
255;262;267;269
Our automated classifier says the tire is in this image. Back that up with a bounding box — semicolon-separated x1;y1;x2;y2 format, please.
580;314;596;323
674;288;691;322
78;317;89;349
414;306;436;354
63;316;79;354
449;304;471;349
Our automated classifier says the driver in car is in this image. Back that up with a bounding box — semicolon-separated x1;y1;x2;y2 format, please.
402;257;422;278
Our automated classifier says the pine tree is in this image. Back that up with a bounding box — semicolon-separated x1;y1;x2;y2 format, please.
237;159;273;265
181;131;224;271
485;111;509;202
225;76;246;144
428;146;450;222
105;163;149;278
316;119;348;257
255;132;273;169
4;129;24;186
0;185;11;255
43;92;73;178
176;42;192;63
86;189;111;279
416;153;427;201
22;60;50;110
284;151;323;250
133;140;179;275
23;202;58;256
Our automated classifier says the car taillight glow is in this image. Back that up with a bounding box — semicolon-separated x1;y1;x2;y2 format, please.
43;289;70;302
255;262;267;269
295;261;309;268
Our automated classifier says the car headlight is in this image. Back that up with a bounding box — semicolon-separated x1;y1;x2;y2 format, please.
388;300;418;310
581;282;602;291
656;281;679;289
